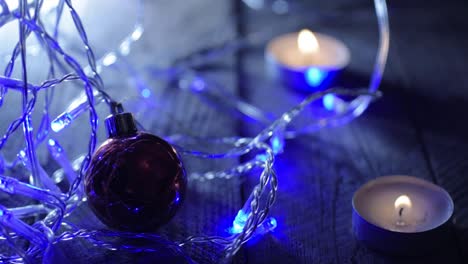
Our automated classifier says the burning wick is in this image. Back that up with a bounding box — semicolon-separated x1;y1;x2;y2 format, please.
394;195;412;226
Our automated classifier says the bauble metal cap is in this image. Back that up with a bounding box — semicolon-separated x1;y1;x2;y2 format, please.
105;112;138;138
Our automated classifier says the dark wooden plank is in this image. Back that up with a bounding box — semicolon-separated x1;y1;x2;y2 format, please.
386;0;468;261
236;0;465;263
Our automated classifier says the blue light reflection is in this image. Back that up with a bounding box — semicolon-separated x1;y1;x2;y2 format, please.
323;94;335;111
305;67;326;87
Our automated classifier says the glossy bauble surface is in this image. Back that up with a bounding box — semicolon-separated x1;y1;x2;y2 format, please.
84;132;187;232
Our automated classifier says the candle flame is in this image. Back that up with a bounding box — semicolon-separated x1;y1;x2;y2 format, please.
394;195;412;209
298;29;319;54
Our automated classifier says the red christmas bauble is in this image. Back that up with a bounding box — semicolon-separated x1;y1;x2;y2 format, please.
84;113;186;231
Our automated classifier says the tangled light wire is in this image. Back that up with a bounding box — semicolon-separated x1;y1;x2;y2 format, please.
0;0;389;262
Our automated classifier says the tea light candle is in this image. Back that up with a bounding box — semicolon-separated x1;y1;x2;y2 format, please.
352;175;454;255
266;29;350;92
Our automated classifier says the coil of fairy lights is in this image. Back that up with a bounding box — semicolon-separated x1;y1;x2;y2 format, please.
0;0;388;262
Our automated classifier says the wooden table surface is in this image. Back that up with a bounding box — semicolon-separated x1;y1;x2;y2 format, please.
50;0;468;263
234;0;468;263
1;0;467;263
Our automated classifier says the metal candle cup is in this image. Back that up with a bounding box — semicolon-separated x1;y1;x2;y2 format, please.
266;29;350;92
352;175;454;255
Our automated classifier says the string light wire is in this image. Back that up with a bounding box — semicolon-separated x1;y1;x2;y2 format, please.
0;0;389;262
